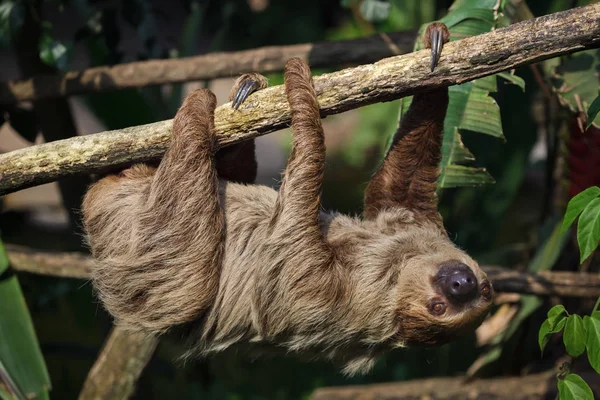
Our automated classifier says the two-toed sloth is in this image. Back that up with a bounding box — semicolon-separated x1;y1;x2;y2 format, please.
82;23;493;375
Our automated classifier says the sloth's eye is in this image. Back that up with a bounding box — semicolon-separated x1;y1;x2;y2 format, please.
430;302;446;316
480;281;492;299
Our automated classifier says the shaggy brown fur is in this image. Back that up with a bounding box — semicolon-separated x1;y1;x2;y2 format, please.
82;23;493;376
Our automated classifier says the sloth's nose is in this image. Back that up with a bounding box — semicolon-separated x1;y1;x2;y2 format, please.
442;263;478;303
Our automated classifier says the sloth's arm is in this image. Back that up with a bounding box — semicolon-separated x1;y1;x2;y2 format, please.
269;58;332;257
216;73;268;184
364;23;450;225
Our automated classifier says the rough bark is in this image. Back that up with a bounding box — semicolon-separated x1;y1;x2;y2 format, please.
7;245;600;297
310;370;600;400
0;31;416;105
78;327;158;400
1;3;599;195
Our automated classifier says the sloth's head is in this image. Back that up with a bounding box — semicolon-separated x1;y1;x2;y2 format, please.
392;238;493;346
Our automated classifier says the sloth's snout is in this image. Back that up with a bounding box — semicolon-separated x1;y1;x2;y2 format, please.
440;263;478;304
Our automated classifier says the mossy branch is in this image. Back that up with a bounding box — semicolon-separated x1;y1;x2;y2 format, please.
1;3;599;195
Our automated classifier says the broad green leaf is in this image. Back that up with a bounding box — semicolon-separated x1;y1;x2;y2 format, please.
360;0;391;22
0;242;50;399
498;71;526;91
576;197;600;263
548;49;600;128
449;0;499;10
563;315;587;357
459;87;503;138
538;319;552;354
557;374;594;400
439;165;495;188
539;306;568;355
584;312;600;374
439;8;494;31
587;92;600;129
561;187;600;234
548;305;568;324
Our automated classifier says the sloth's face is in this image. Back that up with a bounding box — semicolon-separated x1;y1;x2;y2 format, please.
393;248;493;347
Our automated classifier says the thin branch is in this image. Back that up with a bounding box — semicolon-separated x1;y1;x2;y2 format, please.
0;31;417;105
6;244;93;279
8;245;600;298
310;369;600;400
484;266;600;298
1;3;599;195
78;327;158;400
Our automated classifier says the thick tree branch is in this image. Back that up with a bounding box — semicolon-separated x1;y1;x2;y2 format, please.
310;369;600;400
0;4;599;195
0;31;416;105
78;327;158;400
8;245;600;297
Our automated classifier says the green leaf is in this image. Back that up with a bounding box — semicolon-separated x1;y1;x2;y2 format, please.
439;165;495;188
459;86;504;139
563;315;587;357
584;312;600;374
576;197;600;263
586;92;600;129
498;71;526;91
557;374;594;400
539;306;568;355
548;305;568;325
0;241;50;399
561;186;600;234
360;0;391;22
538;319;552;354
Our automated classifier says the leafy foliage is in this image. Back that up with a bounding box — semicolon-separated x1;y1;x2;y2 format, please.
538;301;599;399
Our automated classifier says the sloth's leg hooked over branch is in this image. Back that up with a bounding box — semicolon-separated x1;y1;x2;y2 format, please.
216;73;268;184
135;89;226;332
364;23;450;227
255;59;336;336
84;89;226;334
270;59;331;255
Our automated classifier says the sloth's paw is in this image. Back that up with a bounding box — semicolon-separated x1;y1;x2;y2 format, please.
230;73;269;110
423;22;450;72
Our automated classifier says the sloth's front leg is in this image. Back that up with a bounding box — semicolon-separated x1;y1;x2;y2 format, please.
216;73;268;184
364;22;450;226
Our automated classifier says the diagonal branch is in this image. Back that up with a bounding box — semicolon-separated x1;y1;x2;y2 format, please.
1;3;599;195
0;31;416;105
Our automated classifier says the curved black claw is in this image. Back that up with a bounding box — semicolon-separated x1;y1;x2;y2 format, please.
232;78;259;110
424;22;450;73
430;28;444;72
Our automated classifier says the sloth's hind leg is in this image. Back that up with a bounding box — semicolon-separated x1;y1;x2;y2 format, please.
216;73;268;184
88;89;226;335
